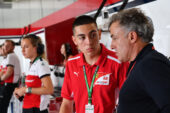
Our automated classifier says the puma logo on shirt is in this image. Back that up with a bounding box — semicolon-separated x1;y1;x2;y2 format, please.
74;72;79;77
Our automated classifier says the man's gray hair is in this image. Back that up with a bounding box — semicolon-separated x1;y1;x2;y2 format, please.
109;8;154;43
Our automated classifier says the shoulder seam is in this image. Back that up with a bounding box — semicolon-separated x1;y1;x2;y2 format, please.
107;55;121;64
68;56;80;61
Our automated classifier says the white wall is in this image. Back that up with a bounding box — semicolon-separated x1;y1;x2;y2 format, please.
0;0;75;28
137;0;170;57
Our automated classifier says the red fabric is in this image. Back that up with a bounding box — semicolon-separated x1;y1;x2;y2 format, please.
56;97;63;102
23;75;42;109
4;67;13;83
2;66;14;83
49;97;63;112
0;66;4;85
25;75;41;87
23;94;41;109
61;44;128;113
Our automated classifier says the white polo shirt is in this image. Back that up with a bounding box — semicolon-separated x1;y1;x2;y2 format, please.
23;57;51;111
4;53;21;83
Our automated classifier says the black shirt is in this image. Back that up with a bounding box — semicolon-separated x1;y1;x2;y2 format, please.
117;43;170;113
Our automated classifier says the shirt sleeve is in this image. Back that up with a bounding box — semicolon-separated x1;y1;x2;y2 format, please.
61;63;73;100
140;58;170;112
6;54;15;67
117;62;129;89
37;60;51;79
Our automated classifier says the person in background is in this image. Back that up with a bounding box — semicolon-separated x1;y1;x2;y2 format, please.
109;8;170;113
0;40;21;113
14;34;54;113
60;43;73;66
0;44;5;85
59;15;129;113
0;44;5;83
0;44;3;56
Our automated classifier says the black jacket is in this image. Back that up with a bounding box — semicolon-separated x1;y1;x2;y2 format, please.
118;43;170;113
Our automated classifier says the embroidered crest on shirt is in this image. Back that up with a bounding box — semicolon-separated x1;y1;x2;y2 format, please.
94;72;111;85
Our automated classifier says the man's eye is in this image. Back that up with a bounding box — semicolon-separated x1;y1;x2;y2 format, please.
24;45;29;48
112;37;118;40
90;33;97;39
78;36;85;40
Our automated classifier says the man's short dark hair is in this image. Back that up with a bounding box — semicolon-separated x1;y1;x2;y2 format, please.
72;15;97;34
5;40;15;47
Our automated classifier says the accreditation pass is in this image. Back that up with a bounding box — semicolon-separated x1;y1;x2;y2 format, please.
85;104;94;113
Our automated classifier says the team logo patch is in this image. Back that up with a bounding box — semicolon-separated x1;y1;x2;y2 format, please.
25;79;34;83
94;72;111;85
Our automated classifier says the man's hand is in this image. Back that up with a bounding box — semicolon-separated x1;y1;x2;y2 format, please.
0;69;5;77
14;87;26;98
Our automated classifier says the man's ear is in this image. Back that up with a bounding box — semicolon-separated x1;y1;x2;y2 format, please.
98;29;102;40
72;36;77;45
128;31;138;43
12;45;15;51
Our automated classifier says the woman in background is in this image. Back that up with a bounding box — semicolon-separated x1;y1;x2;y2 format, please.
60;43;73;66
14;34;53;113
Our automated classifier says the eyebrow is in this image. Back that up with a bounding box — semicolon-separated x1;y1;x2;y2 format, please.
89;30;97;34
76;30;97;37
77;34;85;37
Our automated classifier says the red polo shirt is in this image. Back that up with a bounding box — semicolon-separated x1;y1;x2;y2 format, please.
61;44;128;113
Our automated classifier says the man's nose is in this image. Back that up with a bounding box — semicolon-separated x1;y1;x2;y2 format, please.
85;36;92;45
110;40;116;50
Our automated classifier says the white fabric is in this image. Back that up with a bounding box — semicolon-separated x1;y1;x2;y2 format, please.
27;59;50;78
26;58;51;110
6;53;21;83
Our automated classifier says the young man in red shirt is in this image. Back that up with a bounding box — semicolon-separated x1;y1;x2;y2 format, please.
59;15;128;113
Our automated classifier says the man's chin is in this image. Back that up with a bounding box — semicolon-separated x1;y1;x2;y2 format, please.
118;57;124;62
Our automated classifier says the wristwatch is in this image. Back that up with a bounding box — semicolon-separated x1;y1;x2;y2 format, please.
26;87;32;94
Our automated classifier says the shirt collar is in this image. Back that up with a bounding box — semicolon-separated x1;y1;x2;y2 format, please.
133;43;154;62
30;56;41;65
127;43;154;75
